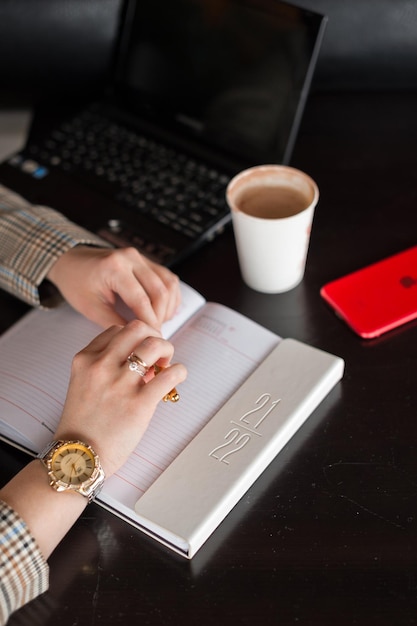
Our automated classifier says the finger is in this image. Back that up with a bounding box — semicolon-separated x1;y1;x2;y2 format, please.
146;260;181;321
99;319;164;368
77;324;124;356
129;265;172;326
122;249;179;324
134;361;187;405
78;319;160;365
104;248;180;327
83;299;132;329
109;269;161;328
125;334;175;374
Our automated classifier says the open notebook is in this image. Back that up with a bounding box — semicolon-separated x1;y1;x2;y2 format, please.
0;283;344;557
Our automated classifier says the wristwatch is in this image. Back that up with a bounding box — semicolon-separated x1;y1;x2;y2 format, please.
38;440;105;503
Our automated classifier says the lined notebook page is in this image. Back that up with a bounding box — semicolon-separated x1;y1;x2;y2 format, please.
0;291;279;522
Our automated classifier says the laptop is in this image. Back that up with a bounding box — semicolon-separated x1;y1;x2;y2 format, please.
0;0;327;267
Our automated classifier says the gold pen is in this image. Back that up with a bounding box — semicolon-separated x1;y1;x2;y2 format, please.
153;365;180;403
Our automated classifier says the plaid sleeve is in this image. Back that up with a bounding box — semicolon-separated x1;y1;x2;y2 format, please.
0;500;49;624
0;184;111;308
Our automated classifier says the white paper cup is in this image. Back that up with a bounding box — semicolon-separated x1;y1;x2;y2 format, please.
226;165;319;293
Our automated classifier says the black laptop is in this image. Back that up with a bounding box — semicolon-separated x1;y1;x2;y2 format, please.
0;0;327;267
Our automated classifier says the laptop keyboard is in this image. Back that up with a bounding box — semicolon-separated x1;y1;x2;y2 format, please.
25;108;231;242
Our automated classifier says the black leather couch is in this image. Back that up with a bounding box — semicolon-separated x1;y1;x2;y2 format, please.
298;0;417;91
1;0;416;106
0;0;123;105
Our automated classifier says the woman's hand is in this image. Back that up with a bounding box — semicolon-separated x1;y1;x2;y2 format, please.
47;246;181;329
54;319;187;476
0;321;186;561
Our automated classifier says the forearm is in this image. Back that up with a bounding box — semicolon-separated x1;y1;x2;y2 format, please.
0;460;87;561
0;458;87;623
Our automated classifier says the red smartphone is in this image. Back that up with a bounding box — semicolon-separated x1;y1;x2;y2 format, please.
320;245;417;339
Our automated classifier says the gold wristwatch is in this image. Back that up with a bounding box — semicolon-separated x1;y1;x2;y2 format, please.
38;440;105;503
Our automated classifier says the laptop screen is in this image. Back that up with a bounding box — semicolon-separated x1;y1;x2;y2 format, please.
115;0;326;169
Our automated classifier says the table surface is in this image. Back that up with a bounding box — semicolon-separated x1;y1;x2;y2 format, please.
2;92;417;626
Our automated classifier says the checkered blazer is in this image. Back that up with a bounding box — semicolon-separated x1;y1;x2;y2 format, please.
0;500;49;623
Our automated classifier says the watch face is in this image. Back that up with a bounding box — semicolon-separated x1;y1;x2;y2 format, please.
51;441;96;485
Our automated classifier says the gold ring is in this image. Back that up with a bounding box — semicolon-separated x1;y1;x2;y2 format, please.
127;353;149;377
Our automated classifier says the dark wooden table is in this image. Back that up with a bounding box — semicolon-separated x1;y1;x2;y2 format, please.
2;92;417;625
